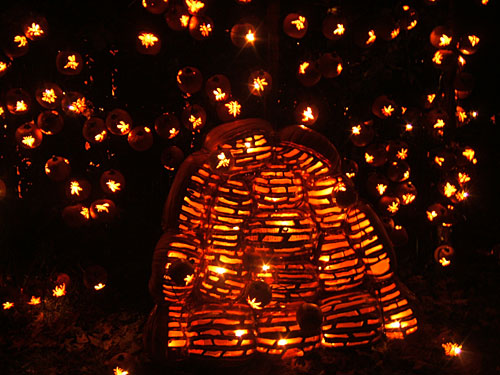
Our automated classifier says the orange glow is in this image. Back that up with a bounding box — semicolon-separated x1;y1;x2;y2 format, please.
365;153;374;163
117;121;130;134
482;0;489;4
351;125;361;135
337;63;343;74
427;210;438;221
443;182;457;198
234;329;248;337
403;170;410;180
471;111;478;118
458;172;470;184
301;107;315;122
26;23;44;37
22;136;36;148
199;23;212;37
216;152;231;169
457;109;467;123
0;107;4;116
366;29;376;45
407;20;417;30
402;193;416;204
298;61;310;74
252;77;268;93
397;148;408;160
180;15;190;28
189;115;202;129
68;98;87;114
386;321;401;329
225;100;241;117
184;273;194;285
106;180;121;192
52;283;66;297
80;207;90;219
405;123;413;132
213;88;227;101
28;296;41;305
169;128;179;138
70;181;83;196
432;51;443;64
247;296;262;309
334;181;347;192
402;5;410;11
391;28;400;39
138;33;159;48
0;62;7;72
434;119;445;128
468;35;480;47
462;148;476;163
14;35;28;47
3;301;14;310
439;34;452;47
113;367;129;375
214;266;227;274
427;93;436;103
455;190;469;202
439;257;451;266
442;342;462;356
262;264;270;272
376;184;387;195
434;156;444;166
277;339;288;346
94;283;106;290
387;201;400;214
95;130;106;142
334;23;345;35
16;100;28;112
291;16;306;30
42;89;57;103
64;55;79;70
458;55;466;66
95;202;110;213
245;30;255;42
382;105;394;117
186;0;205;14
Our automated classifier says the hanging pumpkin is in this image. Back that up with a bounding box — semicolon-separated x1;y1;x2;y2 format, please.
35;82;63;109
155;113;181;140
6;88;31;115
15;122;43;149
100;169;125;195
177;66;203;94
106;109;133;136
45;156;71;182
90;199;117;222
205;74;232;102
136;31;161;55
56;51;83;75
283;13;308;39
62;204;90;227
36;110;64;135
83;117;108;144
128;126;154;151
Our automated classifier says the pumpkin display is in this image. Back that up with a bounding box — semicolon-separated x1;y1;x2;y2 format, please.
146;119;417;361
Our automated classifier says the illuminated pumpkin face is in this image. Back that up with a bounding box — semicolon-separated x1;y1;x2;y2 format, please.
146;119;418;361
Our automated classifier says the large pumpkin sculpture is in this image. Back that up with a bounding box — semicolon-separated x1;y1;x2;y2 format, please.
145;119;417;361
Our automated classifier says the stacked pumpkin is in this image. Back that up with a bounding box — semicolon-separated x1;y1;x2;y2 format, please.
145;119;417;362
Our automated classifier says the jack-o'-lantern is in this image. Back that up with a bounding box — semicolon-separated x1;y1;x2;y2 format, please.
90;199;117;222
136;31;161;55
22;16;48;41
155;113;181;140
35;83;63;109
364;143;388;167
189;15;213;40
434;244;454;266
230;23;257;47
430;26;454;49
296;60;321;87
56;51;83;75
366;173;390;198
431;49;455;70
398;5;418;31
15;122;43;149
216;100;242;122
6;88;31;115
106;109;133;136
454;72;474;99
61;92;93;117
205;74;231;102
457;34;480;55
65;178;91;201
128;126;154;151
83;265;108;291
248;70;272;96
372;95;397;119
100;169;125;195
295;102;318;126
387;160;411;182
45;156;71;182
181;103;206;131
0;56;11;78
83;117;108;144
426;203;448;224
354;24;378;47
177;66;203;94
349;120;375;147
4;31;29;59
379;195;401;216
165;5;191;31
395;181;417;205
283;13;308;39
37;110;64;135
322;13;346;40
376;15;400;41
146;119;418;362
